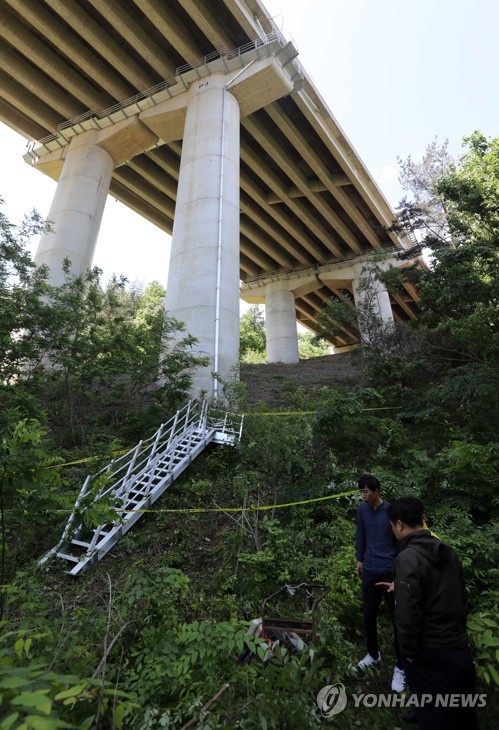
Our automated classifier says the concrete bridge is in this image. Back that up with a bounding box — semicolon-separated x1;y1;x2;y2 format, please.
0;0;420;396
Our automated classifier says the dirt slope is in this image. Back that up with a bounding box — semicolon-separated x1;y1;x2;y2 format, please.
240;352;362;407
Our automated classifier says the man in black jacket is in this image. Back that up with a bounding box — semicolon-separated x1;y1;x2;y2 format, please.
381;497;479;730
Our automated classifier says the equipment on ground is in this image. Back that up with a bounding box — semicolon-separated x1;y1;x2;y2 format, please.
237;582;330;663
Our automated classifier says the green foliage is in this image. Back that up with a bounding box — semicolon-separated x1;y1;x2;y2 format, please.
0;417;65;596
318;539;360;628
438;439;499;511
437;132;499;240
0;200;50;385
393;133;498;365
74;474;123;531
297;332;330;358
467;613;499;686
235;517;309;598
24;269;204;444
0;200;206;447
312;387;411;470
239;305;266;362
1;173;498;728
316;294;359;344
228;645;330;730
0;625;137;729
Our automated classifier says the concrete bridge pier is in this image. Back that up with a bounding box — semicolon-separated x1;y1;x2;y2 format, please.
34;132;114;287
32;117;157;287
165;75;241;398
265;281;300;363
30;40;300;398
352;262;394;342
241;276;317;363
154;52;297;397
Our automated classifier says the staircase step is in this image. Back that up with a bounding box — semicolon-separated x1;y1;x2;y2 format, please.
39;400;238;576
56;552;79;562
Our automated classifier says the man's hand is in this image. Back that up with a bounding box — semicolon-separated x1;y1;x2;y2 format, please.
356;561;363;578
375;581;394;593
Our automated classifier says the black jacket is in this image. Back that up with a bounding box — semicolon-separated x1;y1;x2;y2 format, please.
393;530;469;659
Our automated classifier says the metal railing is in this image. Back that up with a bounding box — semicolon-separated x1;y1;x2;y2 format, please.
240;244;421;290
39;399;243;569
28;32;301;154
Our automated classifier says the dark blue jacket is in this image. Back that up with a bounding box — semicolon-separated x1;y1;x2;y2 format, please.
356;500;398;573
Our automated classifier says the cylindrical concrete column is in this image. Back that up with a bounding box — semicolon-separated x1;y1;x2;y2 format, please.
165;75;240;397
352;263;394;342
35;132;114;287
265;283;299;363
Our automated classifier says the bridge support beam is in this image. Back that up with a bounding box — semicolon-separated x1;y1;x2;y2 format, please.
34;133;114;287
165;75;241;398
352;262;394;343
241;278;303;363
28;40;300;398
265;282;300;363
157;55;296;397
32;117;157;287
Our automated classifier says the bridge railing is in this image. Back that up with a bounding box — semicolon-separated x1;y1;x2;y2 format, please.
241;244;422;290
29;32;301;152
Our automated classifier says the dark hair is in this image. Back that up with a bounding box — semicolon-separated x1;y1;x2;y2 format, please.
388;497;424;528
357;473;380;492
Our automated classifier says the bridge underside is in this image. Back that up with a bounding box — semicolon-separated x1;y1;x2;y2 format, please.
0;0;419;350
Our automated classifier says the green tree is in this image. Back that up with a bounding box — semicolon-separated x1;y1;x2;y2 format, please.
374;133;499;439
240;305;266;362
0;417;63;608
0;201;206;447
0;198;52;384
297;332;330;358
395;136;454;248
437;132;499;240
415;133;499;354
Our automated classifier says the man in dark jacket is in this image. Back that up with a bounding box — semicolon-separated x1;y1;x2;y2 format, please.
355;473;405;692
384;497;479;730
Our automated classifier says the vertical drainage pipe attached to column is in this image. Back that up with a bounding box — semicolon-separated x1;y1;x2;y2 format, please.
213;85;227;400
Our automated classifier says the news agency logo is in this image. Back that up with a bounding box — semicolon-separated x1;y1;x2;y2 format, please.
316;686;487;718
316;683;348;717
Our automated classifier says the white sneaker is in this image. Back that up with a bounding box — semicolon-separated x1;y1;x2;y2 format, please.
391;666;406;692
357;652;382;670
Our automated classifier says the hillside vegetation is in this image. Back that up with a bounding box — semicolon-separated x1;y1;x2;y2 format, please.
241;352;361;405
1;133;498;728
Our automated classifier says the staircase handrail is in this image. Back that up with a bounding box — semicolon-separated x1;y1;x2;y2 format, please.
38;475;92;567
39;398;243;573
83;399;207;502
46;400;206;546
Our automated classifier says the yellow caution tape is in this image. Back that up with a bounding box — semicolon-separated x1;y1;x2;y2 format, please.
114;488;357;514
53;489;356;516
51;406;399;468
51;449;129;469
244;410;315;416
243;407;400;416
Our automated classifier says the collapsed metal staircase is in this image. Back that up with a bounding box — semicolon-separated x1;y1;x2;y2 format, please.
39;399;243;576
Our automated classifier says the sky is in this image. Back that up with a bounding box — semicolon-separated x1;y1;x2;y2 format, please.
1;0;498;293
